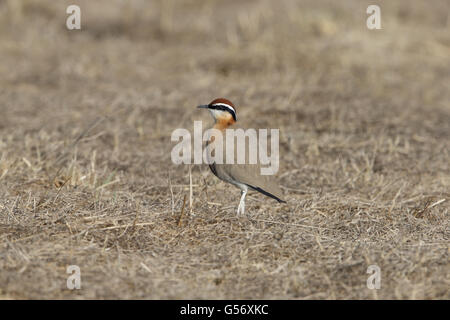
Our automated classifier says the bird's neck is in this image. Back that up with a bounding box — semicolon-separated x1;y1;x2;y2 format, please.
213;118;235;131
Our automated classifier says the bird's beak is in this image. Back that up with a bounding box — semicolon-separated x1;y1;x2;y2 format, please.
197;105;209;109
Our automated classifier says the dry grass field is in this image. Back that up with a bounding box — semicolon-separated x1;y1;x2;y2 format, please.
0;0;449;299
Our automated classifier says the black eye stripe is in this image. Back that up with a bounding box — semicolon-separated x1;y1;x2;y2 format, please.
209;104;237;121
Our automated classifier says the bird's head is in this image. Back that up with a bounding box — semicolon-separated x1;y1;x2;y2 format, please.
197;98;237;125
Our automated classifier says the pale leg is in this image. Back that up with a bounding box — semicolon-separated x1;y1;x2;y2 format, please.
237;189;247;215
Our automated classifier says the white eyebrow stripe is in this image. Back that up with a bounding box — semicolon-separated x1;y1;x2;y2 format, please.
211;103;235;114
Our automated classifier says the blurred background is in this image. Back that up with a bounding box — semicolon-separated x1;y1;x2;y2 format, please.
1;0;448;184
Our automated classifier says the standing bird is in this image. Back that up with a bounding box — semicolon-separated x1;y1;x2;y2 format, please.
197;98;285;215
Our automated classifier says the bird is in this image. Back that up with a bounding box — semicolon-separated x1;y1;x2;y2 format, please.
197;98;286;215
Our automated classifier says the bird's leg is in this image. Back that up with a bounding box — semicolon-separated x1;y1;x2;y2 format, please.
237;189;247;215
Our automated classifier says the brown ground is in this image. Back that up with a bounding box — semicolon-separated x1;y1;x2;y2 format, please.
0;0;449;299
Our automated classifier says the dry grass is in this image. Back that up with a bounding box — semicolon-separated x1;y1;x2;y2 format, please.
0;0;449;299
